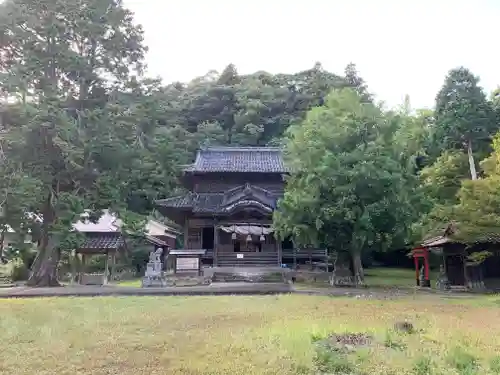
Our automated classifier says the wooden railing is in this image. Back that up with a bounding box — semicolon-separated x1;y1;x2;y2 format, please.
216;252;279;267
281;248;328;260
192;248;328;265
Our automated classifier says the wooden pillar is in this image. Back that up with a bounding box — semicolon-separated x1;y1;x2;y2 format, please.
81;253;86;285
414;254;420;286
424;249;430;280
324;249;328;272
213;223;218;267
183;217;189;249
423;248;431;287
70;249;76;285
462;253;469;287
110;253;116;283
104;251;109;285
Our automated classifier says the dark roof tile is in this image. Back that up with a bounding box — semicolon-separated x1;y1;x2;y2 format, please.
78;234;125;253
185;147;287;173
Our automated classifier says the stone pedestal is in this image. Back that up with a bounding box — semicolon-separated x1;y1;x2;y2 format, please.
142;249;167;288
142;261;166;287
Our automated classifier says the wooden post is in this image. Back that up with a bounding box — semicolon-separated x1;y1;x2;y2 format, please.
70;249;76;285
183;217;189;249
198;254;202;276
81;253;86;285
277;239;282;267
422;248;431;287
213;223;218;267
104;251;109;285
324;249;328;272
110;253;116;283
414;254;420;286
462;253;469;287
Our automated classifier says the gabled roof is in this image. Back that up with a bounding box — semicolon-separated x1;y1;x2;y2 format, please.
73;210;179;238
184;147;287;173
156;193;224;213
421;222;500;247
77;233;125;253
155;184;281;215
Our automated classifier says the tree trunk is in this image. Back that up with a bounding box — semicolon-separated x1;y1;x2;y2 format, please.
329;252;338;286
27;244;61;287
27;193;61;287
352;251;365;285
467;139;478;180
0;228;5;259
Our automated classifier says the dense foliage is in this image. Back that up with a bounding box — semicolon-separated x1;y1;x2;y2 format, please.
1;0;499;285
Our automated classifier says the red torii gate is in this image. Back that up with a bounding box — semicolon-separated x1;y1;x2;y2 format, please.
412;247;431;287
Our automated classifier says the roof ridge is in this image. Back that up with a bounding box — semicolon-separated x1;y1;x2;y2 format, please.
201;146;282;152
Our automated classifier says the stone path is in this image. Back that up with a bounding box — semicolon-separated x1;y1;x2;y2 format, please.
0;282;475;299
0;282;293;298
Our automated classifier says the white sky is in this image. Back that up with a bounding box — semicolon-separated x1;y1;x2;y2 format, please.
123;0;500;109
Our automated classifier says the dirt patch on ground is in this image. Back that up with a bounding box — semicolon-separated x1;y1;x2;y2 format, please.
318;332;373;352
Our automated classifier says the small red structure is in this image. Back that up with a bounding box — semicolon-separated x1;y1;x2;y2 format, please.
412;247;431;287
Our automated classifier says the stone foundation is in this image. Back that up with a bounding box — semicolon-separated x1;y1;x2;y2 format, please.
164;275;212;287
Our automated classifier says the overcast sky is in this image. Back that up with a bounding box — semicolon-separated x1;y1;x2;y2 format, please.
122;0;500;109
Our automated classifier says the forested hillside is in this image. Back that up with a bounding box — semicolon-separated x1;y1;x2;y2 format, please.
1;0;500;285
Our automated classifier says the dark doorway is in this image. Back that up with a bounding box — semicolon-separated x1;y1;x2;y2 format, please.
446;255;466;286
202;227;214;250
282;236;293;250
234;241;241;252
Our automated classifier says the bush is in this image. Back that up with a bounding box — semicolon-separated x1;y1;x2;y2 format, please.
10;259;29;281
447;347;478;375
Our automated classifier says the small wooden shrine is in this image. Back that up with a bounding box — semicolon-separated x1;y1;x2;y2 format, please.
72;210;179;285
416;223;500;290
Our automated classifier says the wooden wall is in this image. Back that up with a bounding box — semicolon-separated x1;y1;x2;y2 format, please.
184;218;277;253
192;173;284;194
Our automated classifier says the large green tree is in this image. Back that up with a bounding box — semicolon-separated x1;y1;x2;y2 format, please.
0;0;148;286
274;89;416;283
432;67;496;179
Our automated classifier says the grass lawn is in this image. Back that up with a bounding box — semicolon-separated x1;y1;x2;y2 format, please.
115;278;141;287
2;294;500;375
117;268;436;289
364;267;439;288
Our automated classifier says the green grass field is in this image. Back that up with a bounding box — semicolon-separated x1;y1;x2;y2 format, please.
2;294;500;375
116;267;434;289
364;267;439;288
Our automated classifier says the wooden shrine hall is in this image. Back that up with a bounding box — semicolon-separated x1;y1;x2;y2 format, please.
155;146;328;268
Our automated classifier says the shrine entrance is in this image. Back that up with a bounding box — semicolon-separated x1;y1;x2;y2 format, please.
411;247;431;287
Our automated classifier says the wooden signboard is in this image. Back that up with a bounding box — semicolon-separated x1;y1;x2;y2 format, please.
176;257;199;271
169;249;206;276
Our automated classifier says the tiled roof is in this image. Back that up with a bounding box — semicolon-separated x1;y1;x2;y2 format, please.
73;210;179;237
156;189;280;214
156;193;224;213
73;210;120;233
185;147;287;173
78;234;125;252
421;221;500;247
